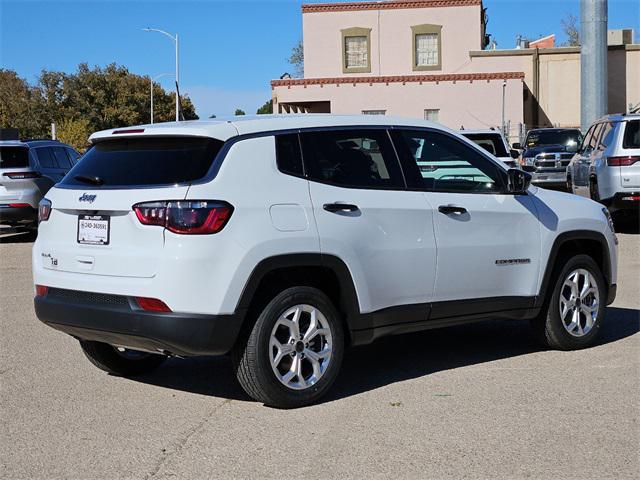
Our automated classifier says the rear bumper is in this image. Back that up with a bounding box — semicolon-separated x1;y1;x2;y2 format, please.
0;205;37;225
34;290;245;357
602;192;640;213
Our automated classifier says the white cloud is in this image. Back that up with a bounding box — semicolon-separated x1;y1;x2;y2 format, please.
182;85;272;118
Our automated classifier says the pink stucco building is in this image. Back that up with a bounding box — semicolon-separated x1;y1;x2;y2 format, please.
271;0;640;137
272;0;524;133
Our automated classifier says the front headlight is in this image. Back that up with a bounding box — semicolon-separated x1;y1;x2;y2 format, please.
602;207;615;234
602;207;618;245
520;156;535;166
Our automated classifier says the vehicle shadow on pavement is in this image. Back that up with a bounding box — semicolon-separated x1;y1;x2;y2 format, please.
131;306;639;405
614;215;639;234
0;228;37;243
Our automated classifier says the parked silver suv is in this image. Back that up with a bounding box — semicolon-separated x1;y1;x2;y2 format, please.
568;114;640;215
0;139;80;230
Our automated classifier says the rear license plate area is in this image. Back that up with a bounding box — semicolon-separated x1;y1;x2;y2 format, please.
77;215;110;245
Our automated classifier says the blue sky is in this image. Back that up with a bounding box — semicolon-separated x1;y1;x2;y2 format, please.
1;0;638;117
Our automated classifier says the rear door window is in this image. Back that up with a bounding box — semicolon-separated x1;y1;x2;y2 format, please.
66;148;80;164
275;134;303;177
35;147;56;169
300;129;404;189
52;147;73;169
0;146;29;169
622;120;640;149
60;137;224;188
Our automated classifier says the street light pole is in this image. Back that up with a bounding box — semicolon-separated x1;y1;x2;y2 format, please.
143;28;180;122
149;73;174;124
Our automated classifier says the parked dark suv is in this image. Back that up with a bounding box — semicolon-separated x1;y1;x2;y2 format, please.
514;128;582;189
0;140;80;230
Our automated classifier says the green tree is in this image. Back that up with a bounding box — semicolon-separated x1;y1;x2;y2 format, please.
0;69;48;138
234;108;246;116
288;39;304;77
56;118;92;152
256;99;273;115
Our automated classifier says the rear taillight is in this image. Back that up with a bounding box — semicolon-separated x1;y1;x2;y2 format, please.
35;285;49;297
133;201;233;235
135;297;171;312
3;171;41;179
38;198;52;223
607;156;640;167
8;203;31;208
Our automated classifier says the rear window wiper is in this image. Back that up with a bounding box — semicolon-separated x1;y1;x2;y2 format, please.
74;175;105;186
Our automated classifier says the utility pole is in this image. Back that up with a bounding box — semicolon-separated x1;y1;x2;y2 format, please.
581;0;608;131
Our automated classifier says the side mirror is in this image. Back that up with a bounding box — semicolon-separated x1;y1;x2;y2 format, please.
510;149;520;159
507;168;531;194
512;142;522;150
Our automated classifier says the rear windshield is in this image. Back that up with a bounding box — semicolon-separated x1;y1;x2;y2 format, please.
461;133;508;157
60;137;224;187
0;146;29;169
622;120;640;149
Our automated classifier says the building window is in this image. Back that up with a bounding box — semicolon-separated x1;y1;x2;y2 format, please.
342;27;372;73
411;24;442;71
362;110;386;115
424;109;439;122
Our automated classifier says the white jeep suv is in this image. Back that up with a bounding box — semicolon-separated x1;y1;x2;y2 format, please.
33;116;618;408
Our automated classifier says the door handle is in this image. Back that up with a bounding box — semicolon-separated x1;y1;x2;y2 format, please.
438;205;467;215
323;203;359;213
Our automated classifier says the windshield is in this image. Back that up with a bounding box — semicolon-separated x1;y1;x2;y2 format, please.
462;133;508;157
525;130;582;151
60;137;224;187
0;146;29;169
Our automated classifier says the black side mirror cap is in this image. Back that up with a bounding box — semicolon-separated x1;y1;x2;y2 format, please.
512;142;522;150
510;149;520;159
507;168;532;194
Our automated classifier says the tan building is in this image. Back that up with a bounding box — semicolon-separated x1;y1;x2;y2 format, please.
271;0;639;139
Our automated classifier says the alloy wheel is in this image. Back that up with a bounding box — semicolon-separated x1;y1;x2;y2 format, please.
558;269;600;337
269;304;333;390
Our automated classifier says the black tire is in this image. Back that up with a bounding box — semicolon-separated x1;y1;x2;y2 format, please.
232;286;345;408
531;254;606;350
80;340;167;376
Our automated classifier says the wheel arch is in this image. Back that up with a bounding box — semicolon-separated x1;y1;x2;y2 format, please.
536;230;612;308
234;254;361;342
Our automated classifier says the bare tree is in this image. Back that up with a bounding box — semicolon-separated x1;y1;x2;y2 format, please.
288;39;304;78
561;13;580;46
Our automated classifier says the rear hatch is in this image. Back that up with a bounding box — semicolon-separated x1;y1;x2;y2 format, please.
38;135;225;278
618;120;640;188
0;144;35;205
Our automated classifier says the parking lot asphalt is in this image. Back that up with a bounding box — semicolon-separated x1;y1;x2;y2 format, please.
0;226;638;480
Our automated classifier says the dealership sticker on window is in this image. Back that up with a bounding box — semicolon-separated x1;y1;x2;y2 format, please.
77;215;110;245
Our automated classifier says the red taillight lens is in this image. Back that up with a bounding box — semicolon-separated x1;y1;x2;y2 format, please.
8;203;31;208
133;201;233;235
607;156;640;167
136;297;171;312
133;201;167;226
3;171;41;179
38;198;52;222
35;285;49;297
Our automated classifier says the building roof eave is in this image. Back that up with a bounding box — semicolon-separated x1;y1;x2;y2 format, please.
271;71;524;88
302;0;482;14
